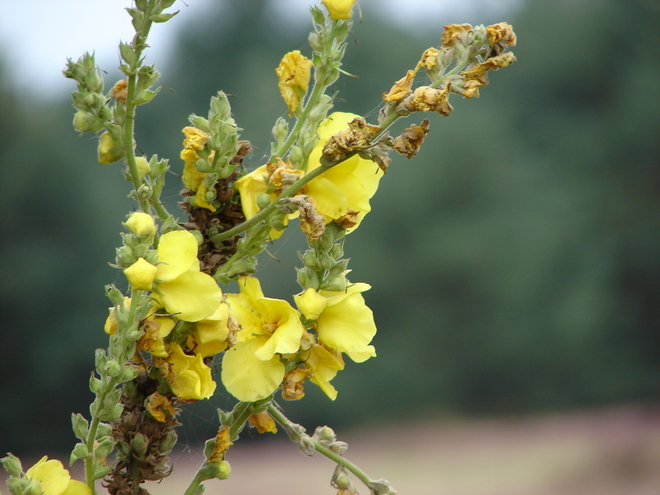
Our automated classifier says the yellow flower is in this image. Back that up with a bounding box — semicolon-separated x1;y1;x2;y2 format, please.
234;164;287;240
322;0;358;20
153;230;222;322
276;50;313;116
138;315;175;357
295;283;376;363
104;297;131;335
182;126;209;151
26;457;91;495
124;211;156;236
166;343;216;400
221;276;304;401
305;112;383;231
123;257;158;291
305;345;344;400
180;129;217;212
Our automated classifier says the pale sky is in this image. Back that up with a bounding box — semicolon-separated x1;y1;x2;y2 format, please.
0;0;520;96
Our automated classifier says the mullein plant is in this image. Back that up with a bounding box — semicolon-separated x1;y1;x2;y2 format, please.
2;1;517;494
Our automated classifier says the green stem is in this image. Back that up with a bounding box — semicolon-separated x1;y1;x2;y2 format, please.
267;405;384;493
183;471;206;495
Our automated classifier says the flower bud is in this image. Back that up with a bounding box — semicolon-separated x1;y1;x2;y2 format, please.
89;375;102;394
0;453;23;478
123;257;157;290
71;442;90;460
160;431;178;453
272;117;289;144
71;413;89;441
73;110;103;133
330;441;348;454
104;359;122;377
115;245;137;268
125;212;156;236
302;250;321;269
135;156;151;179
131;433;150;456
98;132;123;164
296;267;320;290
321;273;347;292
256;192;271;210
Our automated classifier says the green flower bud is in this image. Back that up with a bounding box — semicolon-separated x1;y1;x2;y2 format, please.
71;442;90;460
319;253;336;270
160;431;178;453
131;433;149;456
115;245;137;268
73;110;103;133
135;156;151;179
95;437;116;459
256;192;271;210
85;67;104;93
24;478;44;495
71;413;89;441
297;267;320;290
302;250;321;270
329;440;348;454
210;91;231;120
0;453;23;478
89;375;102;394
272;117;289;143
104;359;122;377
321;273;346;292
98;132;123;164
288;145;303;167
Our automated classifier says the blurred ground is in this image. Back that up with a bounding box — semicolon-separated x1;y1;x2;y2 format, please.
137;405;660;495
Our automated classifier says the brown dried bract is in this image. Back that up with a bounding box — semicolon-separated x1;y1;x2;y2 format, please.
486;22;517;55
392;119;430;159
382;69;417;103
441;23;473;47
322;117;381;165
404;84;453;116
460;53;516;98
289;195;326;242
282;367;309;401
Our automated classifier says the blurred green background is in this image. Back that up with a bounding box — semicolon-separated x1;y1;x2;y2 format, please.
1;0;659;458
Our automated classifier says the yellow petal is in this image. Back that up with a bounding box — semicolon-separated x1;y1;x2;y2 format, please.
195;302;230;344
124;257;157;291
26;457;71;495
305;112;383;230
252;297;304;360
221;337;285;402
62;480;92;495
156;230;200;282
322;0;358;20
294;288;328;320
306;345;345;400
158;270;222;322
317;283;377;362
168;343;216;400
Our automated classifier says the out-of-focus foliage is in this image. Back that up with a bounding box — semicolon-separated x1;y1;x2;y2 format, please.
1;0;659;456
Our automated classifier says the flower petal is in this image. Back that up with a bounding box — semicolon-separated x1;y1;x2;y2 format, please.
158;270;222;322
316;283;377;362
156;230;200;282
222;337;285;402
